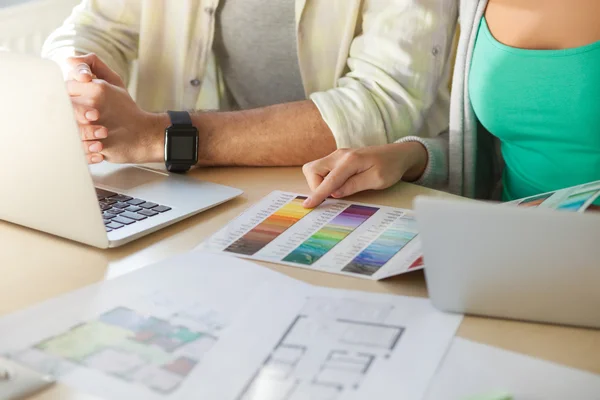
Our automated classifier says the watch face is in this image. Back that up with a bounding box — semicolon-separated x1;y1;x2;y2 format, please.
166;128;198;163
169;136;195;160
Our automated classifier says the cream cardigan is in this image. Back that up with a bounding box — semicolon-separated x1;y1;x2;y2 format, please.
42;0;458;149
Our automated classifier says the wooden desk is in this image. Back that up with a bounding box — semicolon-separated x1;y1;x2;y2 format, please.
1;167;598;399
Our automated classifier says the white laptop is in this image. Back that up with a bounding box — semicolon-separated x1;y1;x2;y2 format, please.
414;196;600;329
0;52;242;248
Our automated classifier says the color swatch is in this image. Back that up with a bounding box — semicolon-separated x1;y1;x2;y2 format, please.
517;192;553;208
283;205;379;265
408;256;424;270
557;189;599;212
225;196;312;256
342;216;418;276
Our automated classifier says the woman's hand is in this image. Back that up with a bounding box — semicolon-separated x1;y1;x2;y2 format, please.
302;142;428;208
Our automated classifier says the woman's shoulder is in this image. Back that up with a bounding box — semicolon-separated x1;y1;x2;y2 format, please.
459;0;486;26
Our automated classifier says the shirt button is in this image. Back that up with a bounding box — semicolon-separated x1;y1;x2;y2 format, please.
432;46;440;56
190;78;201;87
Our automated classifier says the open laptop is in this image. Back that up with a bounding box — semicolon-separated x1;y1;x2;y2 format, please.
414;196;600;329
0;52;242;248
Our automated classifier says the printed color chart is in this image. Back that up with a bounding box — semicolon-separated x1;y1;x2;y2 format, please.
198;191;425;280
557;189;599;211
342;216;418;276
517;192;553;208
283;205;379;265
225;196;311;256
585;197;600;213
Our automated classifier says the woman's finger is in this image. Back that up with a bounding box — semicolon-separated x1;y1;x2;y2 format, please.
303;164;357;208
331;170;375;198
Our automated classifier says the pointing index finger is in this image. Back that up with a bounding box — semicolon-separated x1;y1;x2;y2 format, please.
303;166;355;209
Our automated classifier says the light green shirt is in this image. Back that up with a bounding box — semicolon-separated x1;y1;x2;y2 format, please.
469;18;600;200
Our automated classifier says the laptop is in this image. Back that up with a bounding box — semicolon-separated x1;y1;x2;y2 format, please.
414;196;600;329
0;52;242;248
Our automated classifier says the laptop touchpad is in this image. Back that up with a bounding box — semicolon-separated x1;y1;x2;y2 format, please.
91;163;167;191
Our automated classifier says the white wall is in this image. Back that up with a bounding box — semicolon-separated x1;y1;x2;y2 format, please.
0;0;80;54
0;0;35;8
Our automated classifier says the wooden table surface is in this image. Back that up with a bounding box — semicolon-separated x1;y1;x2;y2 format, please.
0;166;598;399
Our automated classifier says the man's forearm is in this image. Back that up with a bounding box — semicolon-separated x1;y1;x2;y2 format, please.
153;100;337;167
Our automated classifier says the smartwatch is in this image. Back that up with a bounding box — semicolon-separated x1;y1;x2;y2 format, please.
164;111;199;173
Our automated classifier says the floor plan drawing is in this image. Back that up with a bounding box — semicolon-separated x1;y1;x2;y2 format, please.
238;297;405;400
10;305;222;394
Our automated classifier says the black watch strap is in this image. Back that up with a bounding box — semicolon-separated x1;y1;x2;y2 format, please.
167;110;193;126
167;163;191;173
165;111;196;173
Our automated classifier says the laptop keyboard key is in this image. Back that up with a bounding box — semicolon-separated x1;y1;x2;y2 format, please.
103;212;117;219
99;203;112;211
106;221;124;229
127;198;145;206
112;202;130;209
96;188;117;200
110;194;133;202
103;219;112;225
106;228;113;232
138;209;158;217
139;202;158;209
125;206;142;212
112;216;135;225
108;208;124;215
121;211;147;221
153;205;172;213
100;199;117;206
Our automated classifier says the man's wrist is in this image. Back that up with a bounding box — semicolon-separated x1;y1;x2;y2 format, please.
146;112;170;163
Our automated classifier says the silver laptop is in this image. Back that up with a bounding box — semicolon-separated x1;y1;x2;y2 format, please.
0;52;242;248
414;196;600;329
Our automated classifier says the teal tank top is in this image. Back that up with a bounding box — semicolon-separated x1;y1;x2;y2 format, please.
469;18;600;201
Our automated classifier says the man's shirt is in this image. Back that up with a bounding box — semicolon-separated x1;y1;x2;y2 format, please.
43;0;458;148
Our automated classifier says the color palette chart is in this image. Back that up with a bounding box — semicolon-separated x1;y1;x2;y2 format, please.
511;180;600;213
198;191;424;280
224;196;312;256
283;205;379;266
517;192;553;208
557;189;599;212
342;215;418;276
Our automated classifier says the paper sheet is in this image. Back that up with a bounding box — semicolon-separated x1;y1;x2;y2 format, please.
507;179;600;213
0;252;298;400
425;338;600;400
194;285;463;400
197;191;423;280
0;251;461;400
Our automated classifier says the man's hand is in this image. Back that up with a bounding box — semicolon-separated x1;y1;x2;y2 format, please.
67;78;166;164
65;54;165;164
301;142;428;208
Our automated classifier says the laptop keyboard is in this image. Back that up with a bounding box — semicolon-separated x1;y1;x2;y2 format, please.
96;188;172;233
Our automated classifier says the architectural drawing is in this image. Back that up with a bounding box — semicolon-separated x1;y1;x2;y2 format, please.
239;297;404;400
10;305;223;394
